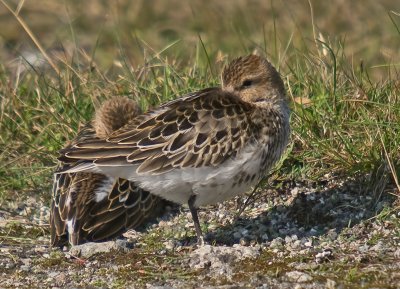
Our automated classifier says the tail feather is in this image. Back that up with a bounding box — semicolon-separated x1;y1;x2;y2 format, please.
50;97;166;247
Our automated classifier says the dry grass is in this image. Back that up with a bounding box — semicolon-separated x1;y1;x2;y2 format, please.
0;0;399;201
0;0;399;75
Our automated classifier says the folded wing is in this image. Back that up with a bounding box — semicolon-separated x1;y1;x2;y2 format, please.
59;88;255;176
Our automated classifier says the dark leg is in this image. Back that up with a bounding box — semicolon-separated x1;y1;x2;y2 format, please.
188;195;204;246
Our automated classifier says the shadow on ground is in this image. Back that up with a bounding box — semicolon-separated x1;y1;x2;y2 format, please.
205;176;396;246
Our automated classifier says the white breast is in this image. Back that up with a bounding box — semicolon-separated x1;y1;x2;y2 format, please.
120;143;267;207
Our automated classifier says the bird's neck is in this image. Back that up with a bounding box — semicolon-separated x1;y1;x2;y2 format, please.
254;95;289;117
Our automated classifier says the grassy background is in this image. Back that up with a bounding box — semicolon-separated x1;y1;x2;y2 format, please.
0;0;399;203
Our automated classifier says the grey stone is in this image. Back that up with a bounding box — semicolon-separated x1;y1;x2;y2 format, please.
69;240;132;258
188;244;260;275
285;271;313;283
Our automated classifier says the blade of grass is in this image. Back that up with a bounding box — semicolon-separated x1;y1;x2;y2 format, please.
0;0;60;74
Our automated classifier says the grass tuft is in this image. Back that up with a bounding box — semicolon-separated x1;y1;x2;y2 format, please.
0;0;398;203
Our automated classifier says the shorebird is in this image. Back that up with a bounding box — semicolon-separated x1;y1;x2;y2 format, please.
50;97;164;246
57;54;290;244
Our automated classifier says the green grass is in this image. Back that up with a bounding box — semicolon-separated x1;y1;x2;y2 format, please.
287;47;400;178
0;0;399;204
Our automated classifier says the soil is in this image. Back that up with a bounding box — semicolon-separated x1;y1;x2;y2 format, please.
1;176;399;288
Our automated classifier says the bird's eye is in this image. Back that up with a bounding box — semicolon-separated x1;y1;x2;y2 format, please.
242;79;253;88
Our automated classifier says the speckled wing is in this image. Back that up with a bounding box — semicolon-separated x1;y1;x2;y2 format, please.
59;88;256;175
50;125;164;247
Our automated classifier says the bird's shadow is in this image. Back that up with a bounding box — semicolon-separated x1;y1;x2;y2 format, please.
201;176;396;246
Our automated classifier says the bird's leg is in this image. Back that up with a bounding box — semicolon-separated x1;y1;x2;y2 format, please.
188;195;204;246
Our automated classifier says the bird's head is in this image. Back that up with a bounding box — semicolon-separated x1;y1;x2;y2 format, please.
93;96;141;138
221;54;286;106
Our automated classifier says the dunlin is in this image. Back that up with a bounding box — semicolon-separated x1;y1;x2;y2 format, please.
57;55;290;244
50;97;164;246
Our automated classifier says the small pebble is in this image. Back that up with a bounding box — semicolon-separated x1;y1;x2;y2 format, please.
315;248;333;263
286;271;313;282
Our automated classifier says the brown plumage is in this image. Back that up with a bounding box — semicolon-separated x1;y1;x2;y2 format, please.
50;97;164;247
60;88;254;173
56;55;290;244
93;96;142;138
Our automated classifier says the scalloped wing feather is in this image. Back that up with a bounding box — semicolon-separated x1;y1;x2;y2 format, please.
60;88;256;175
50;168;163;246
51;124;165;246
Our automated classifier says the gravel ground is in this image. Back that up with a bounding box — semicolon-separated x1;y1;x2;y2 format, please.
1;175;399;288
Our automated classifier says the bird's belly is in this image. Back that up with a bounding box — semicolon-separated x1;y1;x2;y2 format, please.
192;172;261;207
134;144;266;207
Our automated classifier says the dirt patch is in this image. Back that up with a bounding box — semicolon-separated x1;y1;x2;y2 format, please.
1;176;399;288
